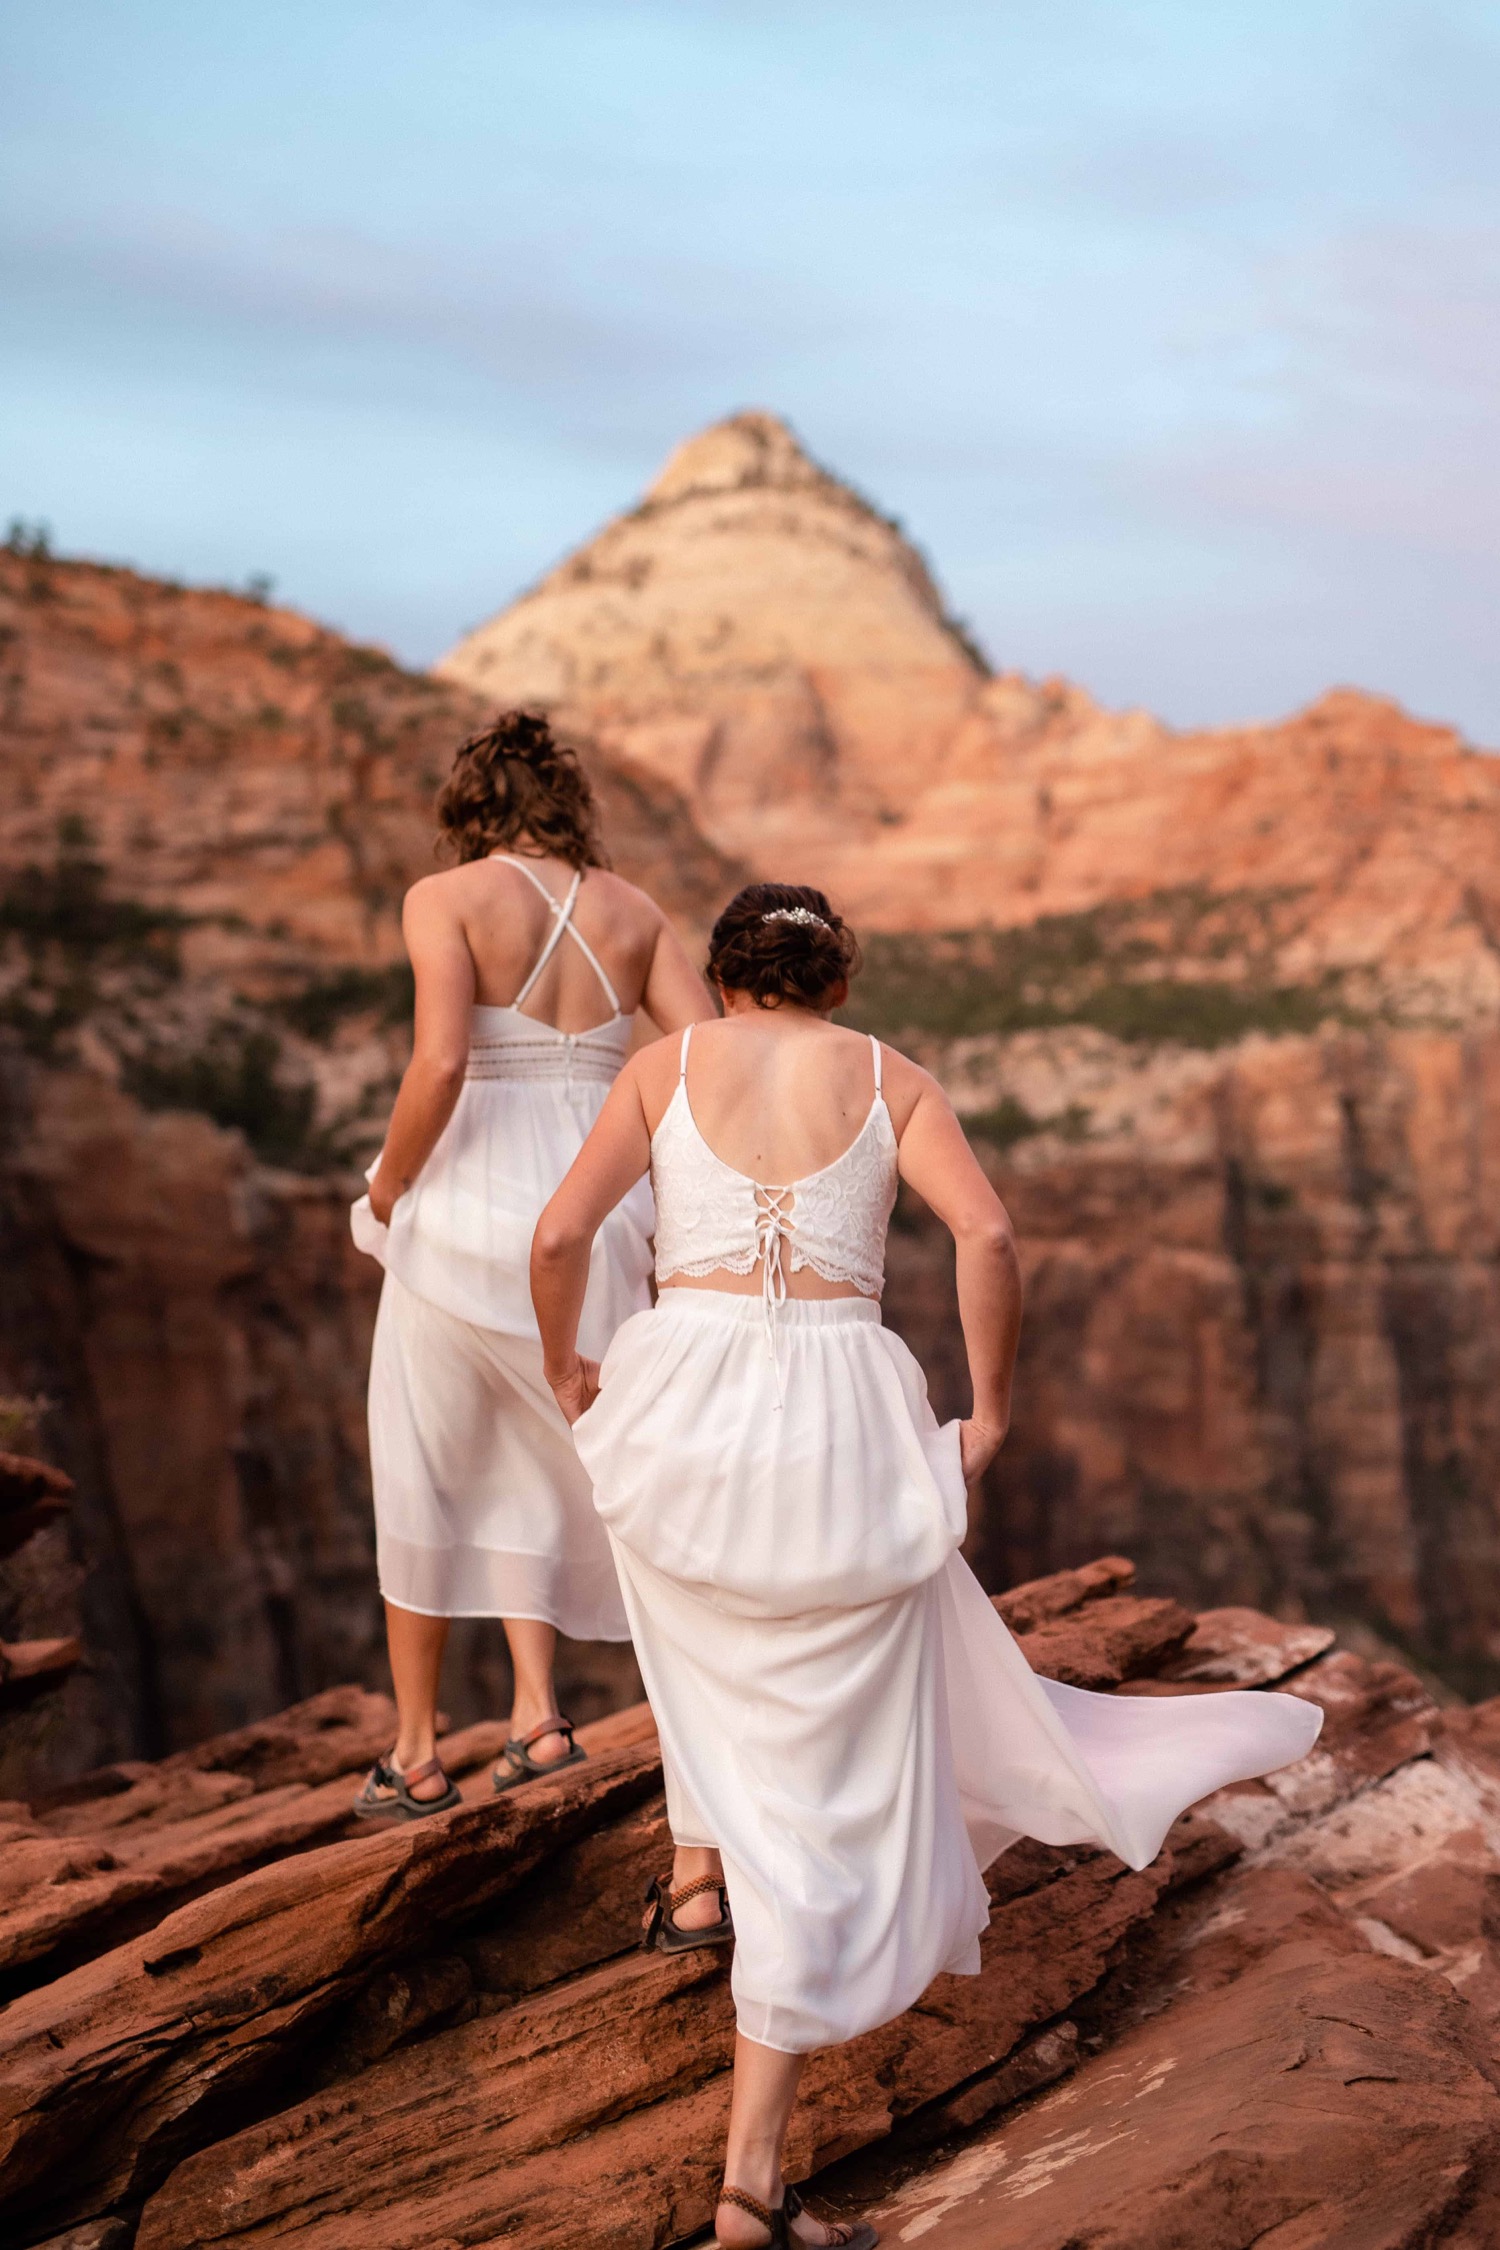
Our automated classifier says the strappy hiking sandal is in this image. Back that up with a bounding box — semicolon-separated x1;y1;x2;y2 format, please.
641;1870;736;1954
353;1752;461;1821
491;1714;588;1793
717;2183;878;2249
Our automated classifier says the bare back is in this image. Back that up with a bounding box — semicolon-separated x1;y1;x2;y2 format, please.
642;1012;911;1178
401;853;714;1056
451;858;661;1027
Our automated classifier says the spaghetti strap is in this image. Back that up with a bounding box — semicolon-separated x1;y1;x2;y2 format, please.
511;870;581;1007
679;1024;694;1080
490;856;622;1019
869;1035;883;1097
560;919;623;1018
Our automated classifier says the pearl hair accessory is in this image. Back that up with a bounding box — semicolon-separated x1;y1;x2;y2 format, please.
761;907;830;930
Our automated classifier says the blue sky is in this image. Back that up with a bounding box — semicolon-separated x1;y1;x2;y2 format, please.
3;1;1497;737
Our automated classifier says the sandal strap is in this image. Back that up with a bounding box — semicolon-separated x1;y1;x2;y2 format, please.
670;1873;726;1911
719;2185;777;2228
399;1755;448;1787
513;1714;573;1750
782;2187;857;2245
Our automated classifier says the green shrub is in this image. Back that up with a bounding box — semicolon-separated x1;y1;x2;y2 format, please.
274;963;414;1042
0;849;182;971
122;1024;334;1170
841;891;1349;1050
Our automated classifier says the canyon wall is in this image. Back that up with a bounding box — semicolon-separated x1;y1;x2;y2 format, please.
0;543;734;1777
446;412;1500;1695
5;404;1500;1780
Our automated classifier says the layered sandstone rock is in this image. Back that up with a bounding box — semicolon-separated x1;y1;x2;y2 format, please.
0;547;730;1779
881;1014;1500;1696
439;410;988;868
5;1565;1500;2249
7;425;1500;1782
441;414;1500;1026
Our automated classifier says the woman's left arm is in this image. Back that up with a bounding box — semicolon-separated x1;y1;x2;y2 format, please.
368;881;475;1225
531;1060;656;1422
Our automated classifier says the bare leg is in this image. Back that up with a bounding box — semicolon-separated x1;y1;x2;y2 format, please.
716;2035;839;2247
383;1599;451;1802
503;1616;570;1767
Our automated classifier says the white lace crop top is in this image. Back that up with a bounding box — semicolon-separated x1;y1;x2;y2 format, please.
652;1026;899;1334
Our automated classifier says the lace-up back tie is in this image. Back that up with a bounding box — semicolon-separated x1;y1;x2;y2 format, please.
651;1027;899;1403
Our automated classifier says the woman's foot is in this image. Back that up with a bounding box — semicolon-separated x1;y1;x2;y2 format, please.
353;1749;462;1820
646;1845;730;1935
369;1747;451;1804
506;1716;571;1768
716;2183;870;2247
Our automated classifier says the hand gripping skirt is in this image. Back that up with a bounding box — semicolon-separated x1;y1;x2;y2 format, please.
573;1290;1324;2054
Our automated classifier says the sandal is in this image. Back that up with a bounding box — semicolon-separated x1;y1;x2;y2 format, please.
642;1870;735;1954
491;1714;588;1793
353;1751;461;1820
717;2183;877;2248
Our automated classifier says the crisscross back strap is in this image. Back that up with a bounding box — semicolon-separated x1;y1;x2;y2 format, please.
492;855;622;1017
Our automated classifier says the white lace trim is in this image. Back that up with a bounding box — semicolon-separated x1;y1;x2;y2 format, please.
464;1007;631;1088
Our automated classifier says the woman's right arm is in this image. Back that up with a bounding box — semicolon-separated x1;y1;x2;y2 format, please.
530;1057;658;1422
640;913;718;1034
889;1063;1023;1485
368;880;475;1224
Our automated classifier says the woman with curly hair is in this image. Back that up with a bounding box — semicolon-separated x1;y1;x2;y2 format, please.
531;881;1323;2249
349;711;714;1816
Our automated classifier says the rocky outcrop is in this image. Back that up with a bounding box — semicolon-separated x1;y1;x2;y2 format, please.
883;1014;1500;1695
439;411;988;872
8;427;1500;1784
0;547;731;1783
4;1562;1500;2249
440;416;1500;1028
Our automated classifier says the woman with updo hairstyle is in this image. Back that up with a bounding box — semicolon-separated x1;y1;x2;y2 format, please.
532;877;1324;2250
350;710;715;1819
703;881;861;1011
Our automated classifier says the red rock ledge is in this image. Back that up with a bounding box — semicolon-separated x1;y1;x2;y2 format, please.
2;1561;1498;2248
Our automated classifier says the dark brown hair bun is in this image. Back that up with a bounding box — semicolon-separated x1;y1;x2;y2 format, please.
706;883;861;1009
436;711;609;870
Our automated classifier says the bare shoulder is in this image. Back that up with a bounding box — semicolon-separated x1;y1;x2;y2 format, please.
402;867;469;926
871;1038;949;1134
619;1025;686;1129
582;866;667;931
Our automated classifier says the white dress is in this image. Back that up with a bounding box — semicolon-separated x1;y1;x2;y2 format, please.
572;1028;1324;2053
352;859;654;1637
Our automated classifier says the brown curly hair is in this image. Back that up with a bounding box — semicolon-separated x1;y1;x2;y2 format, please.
435;711;609;869
706;883;861;1009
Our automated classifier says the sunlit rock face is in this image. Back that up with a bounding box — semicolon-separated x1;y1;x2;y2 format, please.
0;546;730;1769
7;405;1500;1778
442;414;1500;1032
438;409;990;870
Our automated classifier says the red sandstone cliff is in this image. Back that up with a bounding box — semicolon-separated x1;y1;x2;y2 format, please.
441;412;1500;1025
5;1572;1500;2247
0;543;735;1780
5;410;1500;1785
444;412;1500;1698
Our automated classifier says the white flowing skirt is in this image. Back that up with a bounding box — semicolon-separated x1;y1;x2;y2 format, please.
353;1072;652;1635
574;1291;1324;2053
368;1273;629;1639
